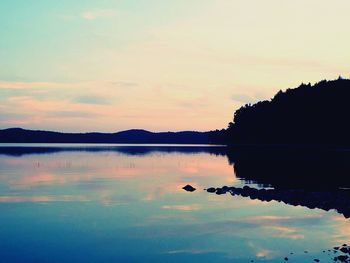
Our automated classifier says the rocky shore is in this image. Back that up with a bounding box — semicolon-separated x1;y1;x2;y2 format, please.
205;185;350;218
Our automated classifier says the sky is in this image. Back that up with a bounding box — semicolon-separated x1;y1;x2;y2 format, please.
0;0;349;132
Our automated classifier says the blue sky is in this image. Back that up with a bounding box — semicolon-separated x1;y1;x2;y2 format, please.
0;0;349;132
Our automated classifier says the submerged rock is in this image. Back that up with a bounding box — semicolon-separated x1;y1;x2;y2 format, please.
206;187;216;193
182;185;196;192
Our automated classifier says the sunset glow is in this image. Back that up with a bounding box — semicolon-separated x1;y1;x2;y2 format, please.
1;0;349;131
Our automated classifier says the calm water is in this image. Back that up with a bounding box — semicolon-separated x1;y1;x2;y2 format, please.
0;144;349;262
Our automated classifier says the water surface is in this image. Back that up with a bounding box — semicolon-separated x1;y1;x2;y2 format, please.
0;144;348;262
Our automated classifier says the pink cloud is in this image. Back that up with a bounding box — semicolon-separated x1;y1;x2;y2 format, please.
0;195;87;202
162;204;202;211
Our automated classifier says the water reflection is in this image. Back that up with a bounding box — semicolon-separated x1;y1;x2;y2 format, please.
208;185;350;218
227;147;350;189
0;144;227;157
0;145;234;206
0;144;349;262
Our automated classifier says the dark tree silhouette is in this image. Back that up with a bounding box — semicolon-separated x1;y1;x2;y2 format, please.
226;78;350;146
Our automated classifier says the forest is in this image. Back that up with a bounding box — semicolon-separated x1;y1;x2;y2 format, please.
225;78;350;146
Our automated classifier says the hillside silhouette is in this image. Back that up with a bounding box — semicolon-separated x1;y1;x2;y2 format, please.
0;128;221;144
226;78;350;146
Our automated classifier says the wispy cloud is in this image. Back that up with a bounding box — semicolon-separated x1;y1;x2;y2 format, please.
47;111;101;118
247;241;275;260
81;10;116;20
108;81;138;88
162;204;201;211
56;9;117;22
231;93;258;104
166;249;218;255
74;95;110;105
0;80;78;90
267;226;305;240
0;195;88;202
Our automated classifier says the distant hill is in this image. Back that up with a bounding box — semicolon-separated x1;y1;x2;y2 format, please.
0;128;222;144
226;78;350;146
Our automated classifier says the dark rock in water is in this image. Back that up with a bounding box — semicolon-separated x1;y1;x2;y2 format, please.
343;244;348;247
284;257;288;261
207;187;216;193
314;259;320;262
182;185;196;192
334;247;340;250
216;188;226;195
340;247;350;254
334;255;349;262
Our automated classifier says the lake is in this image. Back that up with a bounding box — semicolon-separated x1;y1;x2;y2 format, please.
0;144;349;262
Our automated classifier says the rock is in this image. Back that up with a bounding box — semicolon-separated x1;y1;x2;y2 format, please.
314;259;320;262
182;185;196;192
334;255;349;262
206;187;216;193
340;247;349;254
216;188;226;195
284;257;288;261
222;186;229;191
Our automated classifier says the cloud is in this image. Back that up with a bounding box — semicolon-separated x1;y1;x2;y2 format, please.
247;241;274;259
162;204;201;211
0;79;231;132
166;249;218;255
267;226;305;240
231;94;257;104
81;10;116;20
0;195;87;202
46;111;100;118
74;95;110;105
248;215;293;221
108;81;138;88
246;214;324;226
256;249;271;258
0;80;77;90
